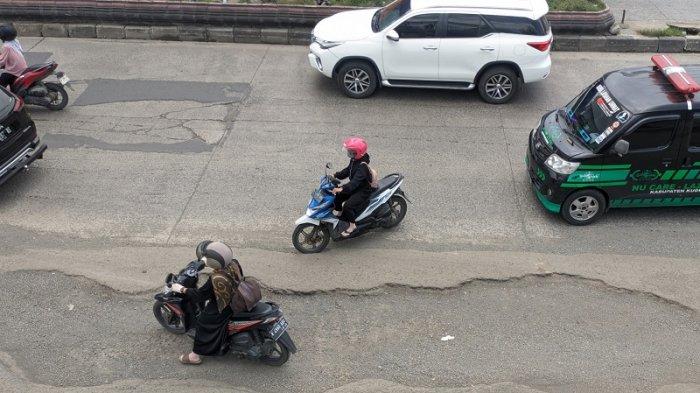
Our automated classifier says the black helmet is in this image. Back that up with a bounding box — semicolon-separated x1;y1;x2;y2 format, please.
195;240;233;270
0;25;17;42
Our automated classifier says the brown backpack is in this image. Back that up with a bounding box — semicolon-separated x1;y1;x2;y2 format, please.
229;259;262;313
362;162;379;189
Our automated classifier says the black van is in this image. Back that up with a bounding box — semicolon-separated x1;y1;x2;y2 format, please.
0;87;46;186
527;55;700;225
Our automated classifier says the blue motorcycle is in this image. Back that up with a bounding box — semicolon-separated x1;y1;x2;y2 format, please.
292;163;408;253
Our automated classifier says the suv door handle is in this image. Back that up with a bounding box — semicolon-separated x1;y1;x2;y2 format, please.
422;46;438;51
480;47;495;52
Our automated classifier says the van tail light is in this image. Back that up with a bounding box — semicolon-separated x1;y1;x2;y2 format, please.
12;94;24;112
528;38;552;52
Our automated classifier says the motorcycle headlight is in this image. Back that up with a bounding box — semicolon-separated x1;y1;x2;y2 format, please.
545;154;580;175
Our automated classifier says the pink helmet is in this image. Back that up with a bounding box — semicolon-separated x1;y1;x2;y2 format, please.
343;137;368;160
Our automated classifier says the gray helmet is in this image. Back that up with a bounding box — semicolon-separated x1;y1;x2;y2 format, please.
0;25;17;42
195;240;233;270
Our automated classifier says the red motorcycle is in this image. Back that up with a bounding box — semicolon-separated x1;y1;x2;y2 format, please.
10;61;71;111
153;260;297;366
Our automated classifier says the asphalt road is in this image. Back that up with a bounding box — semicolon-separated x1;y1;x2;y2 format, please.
1;271;697;393
0;38;698;392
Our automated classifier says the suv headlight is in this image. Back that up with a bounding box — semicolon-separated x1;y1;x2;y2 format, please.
316;39;344;49
545;154;580;175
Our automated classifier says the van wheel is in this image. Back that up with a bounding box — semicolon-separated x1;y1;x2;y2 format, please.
561;189;607;226
336;61;378;99
477;66;519;104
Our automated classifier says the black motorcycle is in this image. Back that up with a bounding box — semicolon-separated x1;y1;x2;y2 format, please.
153;260;297;366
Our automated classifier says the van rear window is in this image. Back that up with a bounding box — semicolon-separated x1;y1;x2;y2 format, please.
483;15;550;36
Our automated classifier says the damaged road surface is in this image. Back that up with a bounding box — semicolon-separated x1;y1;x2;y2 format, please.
0;271;698;393
1;38;699;393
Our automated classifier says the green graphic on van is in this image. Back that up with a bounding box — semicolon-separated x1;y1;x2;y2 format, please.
536;167;546;182
629;169;662;181
563;164;631;188
610;196;700;208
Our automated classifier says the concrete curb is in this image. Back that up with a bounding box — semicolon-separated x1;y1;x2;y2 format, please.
12;21;700;52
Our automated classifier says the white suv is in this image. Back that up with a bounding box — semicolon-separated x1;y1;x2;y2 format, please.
308;0;552;104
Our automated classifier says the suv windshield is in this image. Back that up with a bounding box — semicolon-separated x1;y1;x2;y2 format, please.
562;82;630;152
372;0;411;32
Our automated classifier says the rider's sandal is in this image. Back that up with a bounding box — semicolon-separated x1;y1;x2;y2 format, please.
340;229;355;238
179;354;202;365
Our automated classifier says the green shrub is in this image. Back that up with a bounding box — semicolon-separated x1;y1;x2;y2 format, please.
638;27;685;37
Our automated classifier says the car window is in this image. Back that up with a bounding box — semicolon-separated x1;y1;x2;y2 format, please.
395;14;440;39
445;14;490;38
483;15;549;36
690;116;700;150
0;88;12;120
626;119;677;152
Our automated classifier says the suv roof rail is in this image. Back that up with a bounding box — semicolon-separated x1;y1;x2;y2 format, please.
651;54;700;96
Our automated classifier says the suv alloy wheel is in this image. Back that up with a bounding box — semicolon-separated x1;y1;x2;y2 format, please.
477;66;520;104
336;61;378;99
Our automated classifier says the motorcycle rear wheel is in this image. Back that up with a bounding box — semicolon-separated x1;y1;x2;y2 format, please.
381;195;407;228
45;83;69;111
153;301;186;334
260;338;290;366
292;223;330;253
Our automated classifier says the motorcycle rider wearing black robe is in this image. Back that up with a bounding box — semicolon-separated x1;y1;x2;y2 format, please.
171;241;239;365
332;137;372;237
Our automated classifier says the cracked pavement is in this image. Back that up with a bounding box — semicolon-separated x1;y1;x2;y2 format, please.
0;38;698;392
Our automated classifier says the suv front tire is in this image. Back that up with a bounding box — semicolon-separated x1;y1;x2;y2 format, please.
477;66;520;104
336;61;378;99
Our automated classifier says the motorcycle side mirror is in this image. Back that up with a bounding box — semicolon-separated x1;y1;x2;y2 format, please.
612;139;629;157
325;162;332;169
386;30;399;42
165;273;175;284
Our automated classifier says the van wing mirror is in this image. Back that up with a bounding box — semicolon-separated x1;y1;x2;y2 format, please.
613;139;629;156
386;30;399;42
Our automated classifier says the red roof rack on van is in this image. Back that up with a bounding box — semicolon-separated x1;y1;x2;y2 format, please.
652;54;700;95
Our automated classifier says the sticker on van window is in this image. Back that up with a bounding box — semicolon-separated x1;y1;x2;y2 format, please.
593;127;614;144
595;85;620;113
616;111;630;123
596;98;614;117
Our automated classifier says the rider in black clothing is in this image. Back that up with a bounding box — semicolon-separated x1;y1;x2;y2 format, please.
332;137;372;237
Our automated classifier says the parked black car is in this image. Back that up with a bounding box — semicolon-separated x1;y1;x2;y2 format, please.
0;87;46;186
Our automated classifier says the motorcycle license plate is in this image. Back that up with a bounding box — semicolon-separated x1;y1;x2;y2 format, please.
268;317;288;341
59;75;70;85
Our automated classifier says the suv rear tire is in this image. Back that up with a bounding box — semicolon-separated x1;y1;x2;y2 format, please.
336;61;378;99
561;189;607;226
477;66;520;104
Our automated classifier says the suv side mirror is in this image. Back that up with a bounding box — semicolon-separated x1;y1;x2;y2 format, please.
612;139;629;156
386;30;399;42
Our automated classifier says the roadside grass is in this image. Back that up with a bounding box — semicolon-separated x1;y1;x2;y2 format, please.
192;0;608;11
638;27;686;37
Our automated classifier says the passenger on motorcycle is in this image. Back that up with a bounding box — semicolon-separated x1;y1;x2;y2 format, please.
171;241;241;365
0;25;26;88
331;137;373;237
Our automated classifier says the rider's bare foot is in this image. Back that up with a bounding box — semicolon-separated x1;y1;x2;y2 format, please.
341;223;357;237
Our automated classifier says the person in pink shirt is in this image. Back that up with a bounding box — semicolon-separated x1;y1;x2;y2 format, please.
0;25;27;88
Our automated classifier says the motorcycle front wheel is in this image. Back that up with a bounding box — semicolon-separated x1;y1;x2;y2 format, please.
292;223;330;253
153;301;186;334
45;82;69;111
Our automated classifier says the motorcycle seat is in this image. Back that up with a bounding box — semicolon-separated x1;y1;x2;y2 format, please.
232;302;273;319
370;174;402;199
22;63;53;74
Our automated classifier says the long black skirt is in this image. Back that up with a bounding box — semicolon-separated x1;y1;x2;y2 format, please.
192;301;233;356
